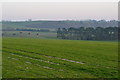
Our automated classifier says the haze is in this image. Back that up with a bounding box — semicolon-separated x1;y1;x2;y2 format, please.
2;2;118;21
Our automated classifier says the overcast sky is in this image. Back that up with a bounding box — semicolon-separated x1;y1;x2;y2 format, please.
2;2;118;21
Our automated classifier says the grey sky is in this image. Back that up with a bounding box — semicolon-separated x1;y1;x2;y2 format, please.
2;2;118;21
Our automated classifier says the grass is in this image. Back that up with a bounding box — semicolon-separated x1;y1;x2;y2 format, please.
2;37;118;78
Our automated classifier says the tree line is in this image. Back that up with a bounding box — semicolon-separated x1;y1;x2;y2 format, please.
57;27;119;41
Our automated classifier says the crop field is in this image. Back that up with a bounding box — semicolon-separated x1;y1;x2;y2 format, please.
2;38;118;78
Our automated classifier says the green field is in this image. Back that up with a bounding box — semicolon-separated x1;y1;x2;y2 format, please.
2;38;118;78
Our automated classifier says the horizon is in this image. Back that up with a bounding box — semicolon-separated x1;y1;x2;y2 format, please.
1;19;118;22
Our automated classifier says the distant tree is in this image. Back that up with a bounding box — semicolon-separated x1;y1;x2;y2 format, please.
28;32;31;35
57;27;118;41
57;28;62;38
13;33;16;35
20;32;23;34
36;33;39;35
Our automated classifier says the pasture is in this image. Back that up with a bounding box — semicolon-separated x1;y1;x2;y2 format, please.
2;38;118;78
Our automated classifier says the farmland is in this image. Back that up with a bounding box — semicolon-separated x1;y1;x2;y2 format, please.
2;38;118;78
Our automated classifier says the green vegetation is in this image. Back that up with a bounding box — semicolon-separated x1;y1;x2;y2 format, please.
3;38;118;78
57;27;118;41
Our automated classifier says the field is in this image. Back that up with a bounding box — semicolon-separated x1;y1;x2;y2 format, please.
2;31;57;39
2;38;118;78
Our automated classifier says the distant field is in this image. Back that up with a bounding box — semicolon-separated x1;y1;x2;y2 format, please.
2;38;118;78
2;31;57;39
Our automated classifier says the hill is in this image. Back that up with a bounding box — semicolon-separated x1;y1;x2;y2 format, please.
2;20;118;29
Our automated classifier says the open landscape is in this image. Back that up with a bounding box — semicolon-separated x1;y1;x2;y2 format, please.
2;21;119;78
1;2;119;79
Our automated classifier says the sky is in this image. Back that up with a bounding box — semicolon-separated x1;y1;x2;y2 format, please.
1;2;118;21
